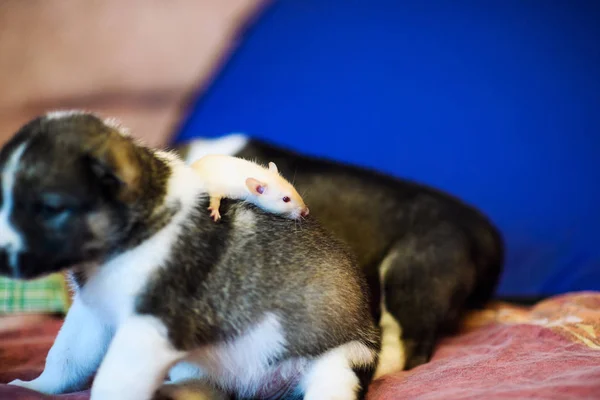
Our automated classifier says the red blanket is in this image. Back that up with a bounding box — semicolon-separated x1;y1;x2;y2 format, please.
2;292;599;399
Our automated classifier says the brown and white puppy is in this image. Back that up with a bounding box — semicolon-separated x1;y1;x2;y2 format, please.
1;111;380;400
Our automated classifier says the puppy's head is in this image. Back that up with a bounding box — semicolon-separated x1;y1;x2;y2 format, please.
0;111;167;279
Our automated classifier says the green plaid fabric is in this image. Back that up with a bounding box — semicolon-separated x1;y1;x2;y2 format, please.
0;273;70;314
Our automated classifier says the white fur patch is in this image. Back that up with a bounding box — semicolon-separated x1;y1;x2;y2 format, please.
165;156;209;204
186;313;289;398
184;134;249;164
374;307;404;378
156;149;186;166
169;361;205;383
45;110;87;120
102;117;131;137
0;143;27;273
302;341;376;400
338;340;378;368
374;252;406;378
46;110;131;138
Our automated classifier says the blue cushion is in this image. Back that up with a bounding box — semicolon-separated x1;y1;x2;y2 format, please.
175;0;600;296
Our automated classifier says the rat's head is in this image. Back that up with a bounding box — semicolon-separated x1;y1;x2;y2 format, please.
245;162;309;219
0;111;167;279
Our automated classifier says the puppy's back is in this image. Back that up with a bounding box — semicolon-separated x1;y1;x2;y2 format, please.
136;198;379;356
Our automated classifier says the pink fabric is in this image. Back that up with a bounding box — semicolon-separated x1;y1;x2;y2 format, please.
2;292;599;399
369;324;600;399
0;315;89;399
368;292;600;399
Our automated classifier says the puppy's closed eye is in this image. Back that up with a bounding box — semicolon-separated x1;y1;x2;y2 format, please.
35;194;74;221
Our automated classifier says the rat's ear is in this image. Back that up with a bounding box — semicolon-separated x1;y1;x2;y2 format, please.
268;162;279;173
85;131;142;202
245;177;268;196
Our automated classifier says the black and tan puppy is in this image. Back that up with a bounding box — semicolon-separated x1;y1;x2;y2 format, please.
1;112;380;400
181;133;504;373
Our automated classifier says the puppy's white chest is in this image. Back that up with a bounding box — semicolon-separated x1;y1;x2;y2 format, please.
79;262;143;325
80;243;174;326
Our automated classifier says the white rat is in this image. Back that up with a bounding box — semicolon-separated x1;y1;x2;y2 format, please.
191;154;309;221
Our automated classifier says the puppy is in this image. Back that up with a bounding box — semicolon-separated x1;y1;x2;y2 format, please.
180;134;504;373
1;112;380;400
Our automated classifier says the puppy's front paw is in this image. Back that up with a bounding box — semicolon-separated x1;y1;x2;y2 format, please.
8;378;65;395
8;379;42;392
9;379;35;388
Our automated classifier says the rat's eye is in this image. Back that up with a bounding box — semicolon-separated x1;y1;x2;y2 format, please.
282;196;291;203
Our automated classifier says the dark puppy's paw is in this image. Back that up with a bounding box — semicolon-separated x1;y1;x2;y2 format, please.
152;380;230;400
403;337;435;370
404;354;431;370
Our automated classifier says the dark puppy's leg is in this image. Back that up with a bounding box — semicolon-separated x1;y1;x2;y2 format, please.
382;223;476;370
352;361;378;400
464;227;504;311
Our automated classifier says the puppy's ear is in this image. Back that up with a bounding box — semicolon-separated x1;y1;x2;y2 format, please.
245;177;267;196
268;162;279;173
85;131;142;202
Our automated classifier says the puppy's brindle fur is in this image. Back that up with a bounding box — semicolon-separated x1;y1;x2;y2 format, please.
179;134;504;373
0;113;380;400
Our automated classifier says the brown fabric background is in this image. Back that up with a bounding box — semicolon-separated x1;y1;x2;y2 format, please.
0;0;266;148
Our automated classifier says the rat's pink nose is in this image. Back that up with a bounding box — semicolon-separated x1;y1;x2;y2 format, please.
301;208;309;217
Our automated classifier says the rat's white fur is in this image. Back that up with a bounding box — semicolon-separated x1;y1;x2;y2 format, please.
191;154;307;220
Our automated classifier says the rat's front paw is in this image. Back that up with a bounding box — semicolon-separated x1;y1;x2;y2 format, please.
207;207;221;222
